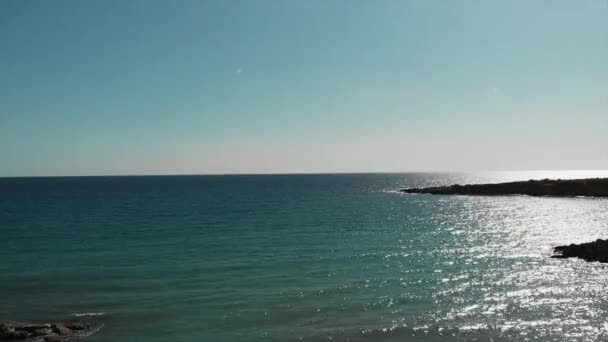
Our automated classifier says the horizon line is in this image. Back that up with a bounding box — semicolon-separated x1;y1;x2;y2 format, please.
2;169;608;179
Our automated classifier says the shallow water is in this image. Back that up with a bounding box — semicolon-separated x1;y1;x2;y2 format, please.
1;172;608;341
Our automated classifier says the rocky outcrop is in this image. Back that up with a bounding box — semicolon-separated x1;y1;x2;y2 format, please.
51;324;72;336
552;239;608;262
401;178;608;197
0;321;91;341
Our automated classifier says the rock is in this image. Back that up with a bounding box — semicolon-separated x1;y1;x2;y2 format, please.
44;336;63;342
552;239;608;262
32;328;53;337
51;324;72;336
1;320;94;341
1;330;30;339
401;178;608;198
14;324;51;332
66;323;86;331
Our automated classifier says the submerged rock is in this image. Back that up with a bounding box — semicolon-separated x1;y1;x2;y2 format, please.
33;328;53;337
51;324;72;336
0;321;91;341
65;324;85;331
44;336;63;342
2;330;30;340
552;239;608;262
401;178;608;197
14;324;51;333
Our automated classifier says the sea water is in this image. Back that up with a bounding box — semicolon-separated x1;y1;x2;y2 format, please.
2;172;608;341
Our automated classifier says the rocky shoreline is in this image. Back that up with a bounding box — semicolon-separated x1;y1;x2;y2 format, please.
401;178;608;197
0;321;92;341
552;239;608;263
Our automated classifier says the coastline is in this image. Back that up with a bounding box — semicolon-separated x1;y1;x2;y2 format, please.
401;178;608;197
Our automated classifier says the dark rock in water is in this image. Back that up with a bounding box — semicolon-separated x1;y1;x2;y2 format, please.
401;178;608;197
43;336;63;342
32;328;53;337
552;239;608;262
51;324;71;336
14;324;51;333
0;325;9;335
0;320;94;341
65;324;86;331
1;330;30;339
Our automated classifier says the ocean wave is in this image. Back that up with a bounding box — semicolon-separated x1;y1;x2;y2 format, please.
80;323;105;337
71;312;106;317
381;189;404;194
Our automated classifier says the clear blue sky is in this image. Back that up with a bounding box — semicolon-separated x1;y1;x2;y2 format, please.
1;0;607;176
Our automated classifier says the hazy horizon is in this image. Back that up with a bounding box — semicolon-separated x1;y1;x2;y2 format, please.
1;0;607;177
4;169;608;180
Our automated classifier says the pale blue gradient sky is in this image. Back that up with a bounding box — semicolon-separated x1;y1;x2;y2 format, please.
1;0;607;176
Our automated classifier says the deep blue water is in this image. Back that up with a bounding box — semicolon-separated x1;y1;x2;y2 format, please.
2;172;608;341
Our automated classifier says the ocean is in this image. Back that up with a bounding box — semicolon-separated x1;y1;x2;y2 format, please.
2;172;608;342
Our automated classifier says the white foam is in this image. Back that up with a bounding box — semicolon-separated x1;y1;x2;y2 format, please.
71;312;106;317
81;323;105;337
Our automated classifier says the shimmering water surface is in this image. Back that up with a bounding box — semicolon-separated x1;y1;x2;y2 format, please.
2;172;608;341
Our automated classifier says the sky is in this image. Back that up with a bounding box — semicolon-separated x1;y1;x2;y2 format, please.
1;0;607;176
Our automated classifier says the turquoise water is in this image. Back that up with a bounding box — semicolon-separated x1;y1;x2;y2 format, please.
2;172;608;341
